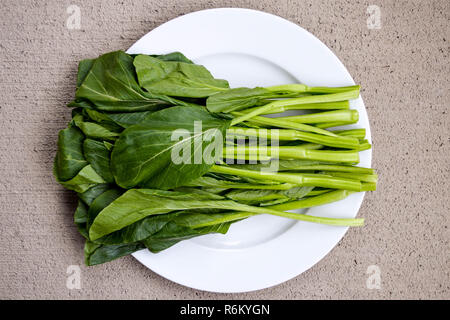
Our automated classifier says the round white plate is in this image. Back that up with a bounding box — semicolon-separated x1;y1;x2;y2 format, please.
128;8;371;293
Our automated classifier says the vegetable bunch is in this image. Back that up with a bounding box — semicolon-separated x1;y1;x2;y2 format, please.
54;51;377;266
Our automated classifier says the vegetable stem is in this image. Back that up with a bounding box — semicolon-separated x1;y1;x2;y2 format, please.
191;189;363;227
211;165;362;191
315;121;356;129
333;128;366;139
279;109;358;124
231;112;337;137
240;101;350;115
230;89;360;125
265;84;360;95
320;171;378;183
247;162;374;174
223;146;360;163
227;127;360;149
357;139;372;151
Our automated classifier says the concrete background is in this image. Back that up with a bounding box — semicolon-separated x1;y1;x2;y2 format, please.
0;0;448;299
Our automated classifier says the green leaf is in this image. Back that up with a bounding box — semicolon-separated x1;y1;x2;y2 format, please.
206;87;273;113
134;55;229;98
88;188;256;240
111;106;231;189
82;107;153;129
76;58;95;88
225;186;314;205
95;212;181;245
57;165;105;193
86;188;123;230
82;107;117;125
53;116;106;193
89;187;321;241
54;126;88;181
171;211;243;228
83;139;114;183
153;52;193;64
74;200;89;239
94;206;238;245
106;111;153;128
75;51;196;112
72;114;119;141
103;141;113;151
77;183;111;206
143;222;232;253
84;240;144;266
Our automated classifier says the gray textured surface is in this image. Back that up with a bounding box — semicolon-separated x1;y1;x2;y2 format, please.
0;0;449;299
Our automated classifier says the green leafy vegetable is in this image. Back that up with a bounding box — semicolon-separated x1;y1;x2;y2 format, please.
225;186;314;205
54;126;88;181
83;139;114;183
207;87;278;113
74;200;89;239
72;114;120;141
134;55;229;98
143;222;232;253
78;183;112;206
74;51;197;112
89;188;363;241
54;49;376;266
56;165;105;193
86;188;123;229
84;241;144;266
111;106;231;189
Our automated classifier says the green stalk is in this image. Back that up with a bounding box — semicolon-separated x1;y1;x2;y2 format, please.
316;121;356;129
306;189;332;196
279;109;359;124
190;189;363;228
232;112;337;137
333;128;366;139
227;127;359;149
240;101;350;115
321;171;378;183
223;146;360;163
361;182;377;191
269;189;355;210
229;160;373;174
296;143;324;150
223;152;271;162
211;165;362;191
185;178;297;191
291;165;373;174
265;84;361;94
257;163;374;174
231;89;360;125
357;139;372;151
221;183;296;190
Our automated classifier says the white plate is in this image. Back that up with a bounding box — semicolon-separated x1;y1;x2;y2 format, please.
128;8;371;293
